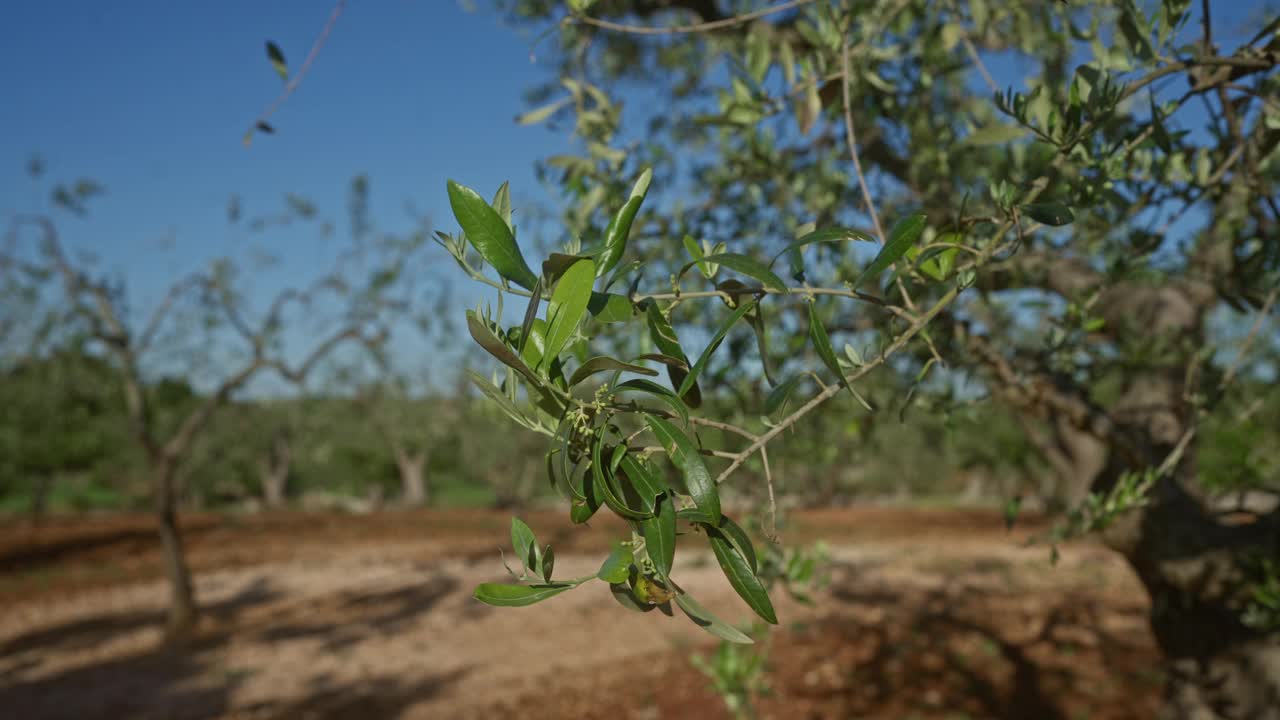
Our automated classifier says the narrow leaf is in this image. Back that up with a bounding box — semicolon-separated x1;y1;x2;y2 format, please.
598;168;652;277
677;299;758;397
466;310;541;385
511;517;540;575
642;493;677;579
569;356;657;387
765;375;803;416
768;226;876;268
448;180;539;290
853;213;927;289
644;414;719;524
708;527;777;624
265;41;288;81
645;303;702;408
807;302;854;399
1022;202;1075;226
543;258;595;366
474;582;577;607
612;378;690;425
675;594;754;644
491;181;513;230
619;454;668;510
699;253;787;291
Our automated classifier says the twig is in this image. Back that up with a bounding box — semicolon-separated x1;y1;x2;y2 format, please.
245;0;348;144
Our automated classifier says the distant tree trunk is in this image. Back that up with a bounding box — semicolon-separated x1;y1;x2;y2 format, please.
29;473;53;525
153;456;197;642
258;429;292;507
396;449;428;505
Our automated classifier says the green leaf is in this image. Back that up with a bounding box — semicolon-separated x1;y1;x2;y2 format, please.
448;180;539;290
675;593;754;644
853;213;926;289
597;542;634;584
716;516;759;574
516;276;542;357
588;292;635;323
677;299;757;398
491;181;513;231
466;310;541;385
642;493;677;579
708;526;777;624
466;370;530;426
964;122;1024;146
265;41;288;81
516;96;572;126
598;168;652;277
1022;202;1075;226
592;434;651;520
746;300;776;386
645;303;702;408
511;517;540;576
569;356;657;387
474;582;578;607
644;414;719;523
768;226;876;269
699;254;786;291
543;258;595;366
807;301;855;398
612;378;690;425
541;544;555;582
765;375;803;416
683;235;713;278
618;454;668;511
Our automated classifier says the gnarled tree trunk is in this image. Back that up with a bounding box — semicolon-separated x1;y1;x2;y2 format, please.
396;449;428;506
153;457;197;642
258;429;292;507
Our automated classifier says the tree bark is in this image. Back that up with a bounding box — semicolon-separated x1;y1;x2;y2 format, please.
259;430;292;508
396;450;428;506
154;458;197;642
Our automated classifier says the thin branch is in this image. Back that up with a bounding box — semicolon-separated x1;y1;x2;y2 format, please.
573;0;813;36
716;283;963;485
245;0;348;144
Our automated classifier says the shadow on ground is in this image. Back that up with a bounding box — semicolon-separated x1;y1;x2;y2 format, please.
0;573;464;720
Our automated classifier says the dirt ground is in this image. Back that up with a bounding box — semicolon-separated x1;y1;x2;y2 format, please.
0;508;1162;719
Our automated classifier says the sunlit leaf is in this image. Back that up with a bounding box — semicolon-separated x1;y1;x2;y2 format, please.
474;582;579;607
598;168;652;277
448;180;539;290
543;258;595;366
598;542;634;584
853;213;926;289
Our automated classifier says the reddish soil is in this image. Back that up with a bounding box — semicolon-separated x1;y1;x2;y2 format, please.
0;508;1161;719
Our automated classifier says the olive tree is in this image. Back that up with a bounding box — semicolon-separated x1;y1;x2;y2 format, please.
428;1;1280;716
1;183;415;641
